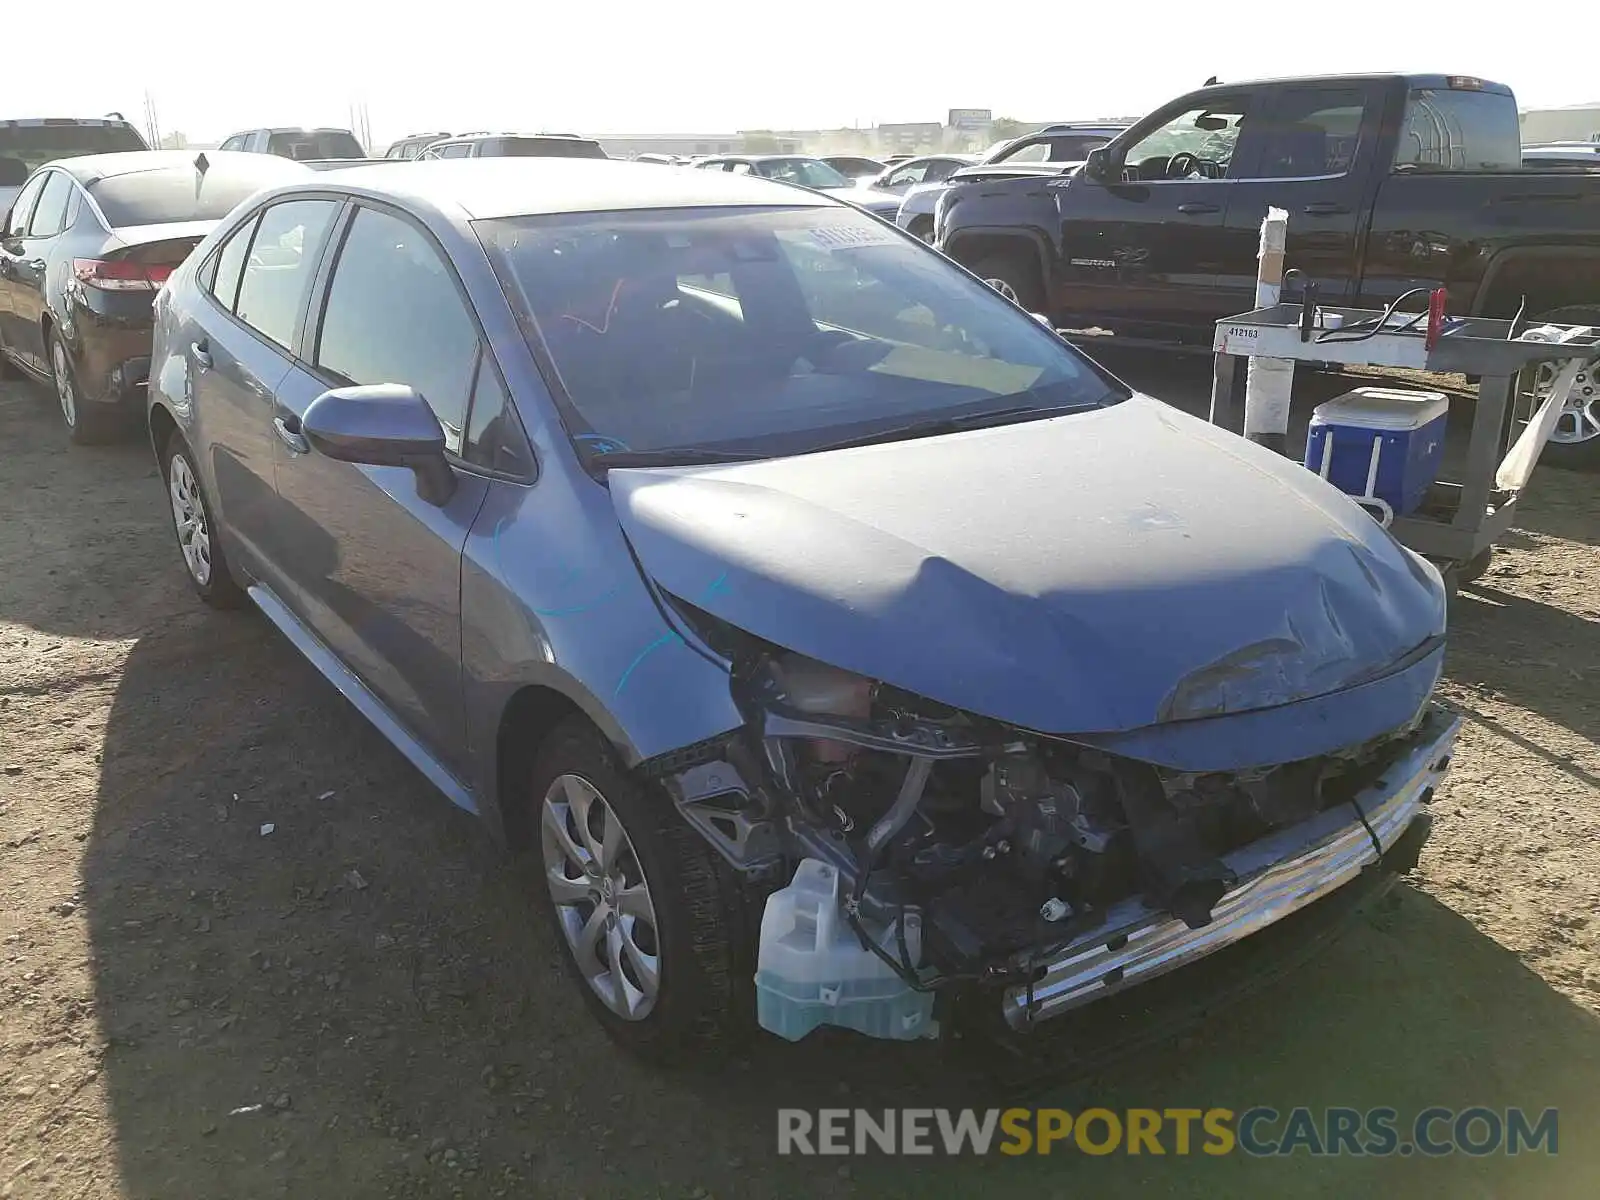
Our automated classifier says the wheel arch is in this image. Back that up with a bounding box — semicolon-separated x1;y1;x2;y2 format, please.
489;679;647;852
942;227;1053;291
1472;246;1600;318
147;399;180;459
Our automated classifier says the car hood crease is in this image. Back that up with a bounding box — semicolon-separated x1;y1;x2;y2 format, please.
608;397;1446;735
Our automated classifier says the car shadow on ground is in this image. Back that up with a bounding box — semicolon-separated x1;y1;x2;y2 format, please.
1447;583;1600;748
80;615;1600;1198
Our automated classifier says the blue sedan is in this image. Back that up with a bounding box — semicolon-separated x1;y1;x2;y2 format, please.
148;158;1456;1059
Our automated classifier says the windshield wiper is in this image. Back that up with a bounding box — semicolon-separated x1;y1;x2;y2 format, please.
808;402;1098;454
586;447;770;472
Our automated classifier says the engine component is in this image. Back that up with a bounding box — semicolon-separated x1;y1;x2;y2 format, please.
755;858;936;1042
771;654;873;763
1112;759;1236;930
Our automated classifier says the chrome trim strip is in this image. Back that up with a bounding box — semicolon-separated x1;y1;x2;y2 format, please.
1002;707;1459;1027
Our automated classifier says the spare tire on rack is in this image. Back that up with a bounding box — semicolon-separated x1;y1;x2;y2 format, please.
1528;305;1600;472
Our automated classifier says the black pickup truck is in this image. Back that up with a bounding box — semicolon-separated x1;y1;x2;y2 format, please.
935;74;1600;467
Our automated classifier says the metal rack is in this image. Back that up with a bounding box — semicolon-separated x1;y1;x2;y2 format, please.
1207;303;1599;585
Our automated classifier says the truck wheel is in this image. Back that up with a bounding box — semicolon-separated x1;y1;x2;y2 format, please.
972;252;1046;313
1529;306;1600;472
529;716;756;1062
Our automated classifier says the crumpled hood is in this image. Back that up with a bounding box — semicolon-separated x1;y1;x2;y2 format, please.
608;397;1447;735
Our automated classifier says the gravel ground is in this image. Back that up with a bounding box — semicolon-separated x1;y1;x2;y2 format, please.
1;357;1597;1199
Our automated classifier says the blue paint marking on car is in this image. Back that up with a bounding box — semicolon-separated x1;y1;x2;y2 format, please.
144;157;1459;1059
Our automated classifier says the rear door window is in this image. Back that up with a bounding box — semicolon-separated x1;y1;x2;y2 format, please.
437;142;473;159
27;171;73;237
1257;88;1368;178
233;198;340;349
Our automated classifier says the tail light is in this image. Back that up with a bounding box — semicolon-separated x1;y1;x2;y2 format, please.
72;258;174;292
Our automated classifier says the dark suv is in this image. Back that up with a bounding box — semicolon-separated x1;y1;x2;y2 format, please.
219;128;366;161
417;133;607;160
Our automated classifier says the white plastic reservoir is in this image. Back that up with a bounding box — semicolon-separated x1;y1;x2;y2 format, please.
755;858;937;1042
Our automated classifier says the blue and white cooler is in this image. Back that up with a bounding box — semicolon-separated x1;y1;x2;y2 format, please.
1305;387;1449;524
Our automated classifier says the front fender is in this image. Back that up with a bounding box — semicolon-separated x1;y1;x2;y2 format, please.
461;470;744;788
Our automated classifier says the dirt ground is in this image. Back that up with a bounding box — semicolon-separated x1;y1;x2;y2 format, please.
1;354;1598;1200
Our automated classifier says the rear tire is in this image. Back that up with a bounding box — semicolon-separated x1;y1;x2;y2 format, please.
971;251;1046;314
161;434;246;609
529;716;754;1063
49;330;118;445
1527;305;1600;472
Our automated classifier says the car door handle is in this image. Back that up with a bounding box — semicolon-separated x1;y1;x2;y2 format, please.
274;415;311;455
1302;202;1350;216
25;259;45;270
190;340;212;370
1176;202;1220;215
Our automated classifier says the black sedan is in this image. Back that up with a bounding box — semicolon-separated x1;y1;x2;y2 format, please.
0;150;311;442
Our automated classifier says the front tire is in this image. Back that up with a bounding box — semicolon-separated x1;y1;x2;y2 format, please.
162;435;245;608
1529;306;1600;472
530;717;753;1062
971;251;1046;313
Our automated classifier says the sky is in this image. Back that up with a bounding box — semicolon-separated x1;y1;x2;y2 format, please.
8;0;1594;148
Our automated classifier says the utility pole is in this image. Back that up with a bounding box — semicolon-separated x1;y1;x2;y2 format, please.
143;92;162;149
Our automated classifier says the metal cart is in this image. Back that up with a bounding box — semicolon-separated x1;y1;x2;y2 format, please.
1207;303;1599;588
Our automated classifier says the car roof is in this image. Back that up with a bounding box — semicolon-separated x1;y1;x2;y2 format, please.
49;149;313;188
304;157;837;219
1;116;140;129
439;132;598;142
1189;72;1512;96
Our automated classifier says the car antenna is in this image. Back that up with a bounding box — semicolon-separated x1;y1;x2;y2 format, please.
1204;75;1220;86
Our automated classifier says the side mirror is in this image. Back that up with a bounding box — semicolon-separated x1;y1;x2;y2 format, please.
302;384;457;506
1081;147;1112;183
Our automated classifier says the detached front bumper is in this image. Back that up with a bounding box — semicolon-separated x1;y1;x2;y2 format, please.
1003;704;1459;1028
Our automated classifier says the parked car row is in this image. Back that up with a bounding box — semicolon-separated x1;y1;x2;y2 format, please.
1;128;1462;1063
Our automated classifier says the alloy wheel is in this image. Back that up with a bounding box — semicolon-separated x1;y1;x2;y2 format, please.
540;773;662;1020
52;340;77;428
1549;366;1599;446
985;276;1022;304
168;453;213;586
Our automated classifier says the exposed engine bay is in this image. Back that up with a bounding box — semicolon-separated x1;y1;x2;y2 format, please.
655;633;1452;1040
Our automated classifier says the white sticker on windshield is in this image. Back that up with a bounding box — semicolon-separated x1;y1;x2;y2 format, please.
807;223;900;250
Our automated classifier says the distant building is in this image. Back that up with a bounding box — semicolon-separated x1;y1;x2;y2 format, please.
596;134;744;158
1520;104;1600;144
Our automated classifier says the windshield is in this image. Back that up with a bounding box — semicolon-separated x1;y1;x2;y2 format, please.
0;123;147;173
478;205;1124;462
754;158;852;189
266;130;364;160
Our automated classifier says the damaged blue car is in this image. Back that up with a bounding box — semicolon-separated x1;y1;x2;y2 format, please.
146;158;1460;1059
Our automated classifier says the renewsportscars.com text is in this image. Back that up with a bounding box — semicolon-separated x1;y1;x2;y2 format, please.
777;1106;1559;1157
